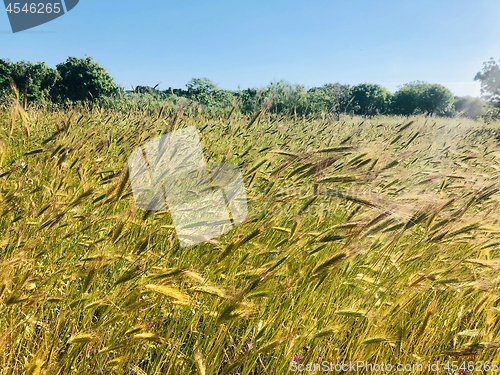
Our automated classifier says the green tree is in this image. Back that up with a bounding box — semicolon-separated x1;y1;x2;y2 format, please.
134;85;159;95
0;59;9;85
186;78;217;98
391;82;422;115
132;85;170;102
474;58;500;107
351;83;391;115
184;78;237;113
0;59;60;102
419;84;454;115
0;59;11;105
307;83;352;115
235;87;263;114
392;81;453;116
53;56;119;102
209;88;235;109
184;77;217;107
261;80;308;115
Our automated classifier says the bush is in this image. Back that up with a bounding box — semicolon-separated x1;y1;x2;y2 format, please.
52;56;120;102
0;59;60;103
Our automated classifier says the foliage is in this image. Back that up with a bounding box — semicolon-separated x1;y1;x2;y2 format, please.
0;56;487;120
419;83;454;115
262;80;309;115
474;58;500;107
0;105;499;373
134;85;161;96
183;78;235;112
351;83;392;115
391;82;421;115
449;96;487;119
235;87;263;114
52;56;120;102
307;83;353;114
209;88;235;109
391;81;454;116
186;77;217;97
0;59;60;103
0;59;10;85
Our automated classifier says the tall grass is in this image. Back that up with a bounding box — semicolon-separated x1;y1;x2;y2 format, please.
0;102;500;374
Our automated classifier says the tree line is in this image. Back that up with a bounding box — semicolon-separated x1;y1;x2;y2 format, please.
1;56;499;119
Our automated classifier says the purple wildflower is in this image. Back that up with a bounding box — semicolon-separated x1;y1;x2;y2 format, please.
145;321;156;328
290;354;302;363
86;347;91;357
457;370;468;375
242;342;253;353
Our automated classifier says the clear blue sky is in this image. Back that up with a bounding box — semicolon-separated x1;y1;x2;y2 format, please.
2;0;500;96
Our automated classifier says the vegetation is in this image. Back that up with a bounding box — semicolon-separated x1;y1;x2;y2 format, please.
0;56;499;374
0;56;120;105
350;83;391;116
53;57;120;103
449;96;488;119
0;60;60;104
391;81;454;116
306;83;352;117
1;94;500;373
2;56;497;120
475;58;500;108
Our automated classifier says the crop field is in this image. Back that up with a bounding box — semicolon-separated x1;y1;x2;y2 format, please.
1;103;500;374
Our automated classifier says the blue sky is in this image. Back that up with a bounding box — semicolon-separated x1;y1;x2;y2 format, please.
1;0;499;96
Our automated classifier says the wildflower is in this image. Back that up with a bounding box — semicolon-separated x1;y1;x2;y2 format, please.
242;342;253;353
457;370;468;375
469;355;474;359
145;321;156;328
86;347;91;357
290;354;302;363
